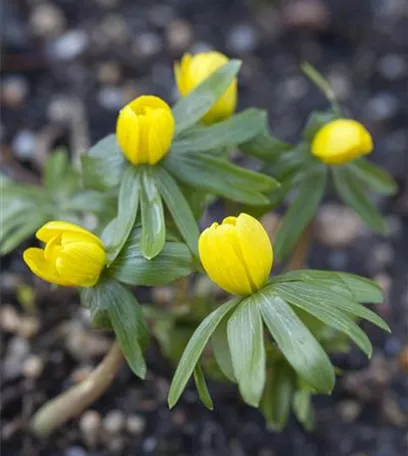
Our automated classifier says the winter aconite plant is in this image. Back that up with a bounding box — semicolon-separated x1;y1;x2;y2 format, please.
1;52;397;436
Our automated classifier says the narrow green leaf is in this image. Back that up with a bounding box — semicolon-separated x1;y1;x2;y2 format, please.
172;108;264;153
164;151;279;205
155;166;199;256
193;364;214;410
239;112;291;161
274;167;326;261
347;159;398;196
273;269;383;304
227;297;266;407
301;63;340;112
44;149;70;190
272;281;389;332
173;60;241;134
109;227;193;286
168;298;240;408
140;168;166;259
272;282;373;357
81;134;125;191
293;390;315;432
0;213;47;255
261;362;295;431
81;279;149;378
212;314;236;383
106;165;140;263
332;166;387;233
258;291;335;393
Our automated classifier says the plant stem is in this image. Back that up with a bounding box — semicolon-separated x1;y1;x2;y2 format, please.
30;340;124;437
286;223;313;271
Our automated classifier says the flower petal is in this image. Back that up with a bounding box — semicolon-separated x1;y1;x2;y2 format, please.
23;248;72;286
148;108;175;164
116;104;141;164
56;242;106;287
36;221;103;246
236;213;273;290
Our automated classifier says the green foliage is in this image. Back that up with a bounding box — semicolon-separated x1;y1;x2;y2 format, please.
1;150;113;255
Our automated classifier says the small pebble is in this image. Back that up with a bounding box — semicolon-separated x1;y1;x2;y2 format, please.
97;61;122;85
65;446;87;456
132;32;162;59
8;336;30;358
143;436;157;453
108;437;125;453
369;243;395;272
166;20;193;52
378;54;406;80
337;400;362;423
126;415;146;435
366;93;399;122
0;305;21;333
47;96;75;123
1;76;28;108
227;24;259;54
47;30;89;61
152;286;175;306
148;4;174;27
283;0;330;30
283;75;308;100
99;14;129;45
384;337;402;357
22;355;44;378
12;130;36;160
30;3;66;38
315;204;363;247
98;86;125;110
80;410;102;447
103;410;126;435
382;394;408;427
17;316;40;339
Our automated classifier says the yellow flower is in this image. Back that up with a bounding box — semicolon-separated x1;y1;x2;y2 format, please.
116;95;175;165
198;213;273;296
23;221;106;287
174;51;237;124
311;119;373;165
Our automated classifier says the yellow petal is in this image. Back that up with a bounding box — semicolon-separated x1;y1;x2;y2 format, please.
198;223;253;296
56;242;106;287
235;213;273;290
23;248;73;286
36;221;103;247
128;95;172;114
116;104;140;164
148;107;175;164
311;119;373;165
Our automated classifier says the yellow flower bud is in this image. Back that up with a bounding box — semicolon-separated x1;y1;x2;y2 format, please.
198;213;273;296
116;95;175;165
23;221;106;287
311;119;373;165
174;51;237;124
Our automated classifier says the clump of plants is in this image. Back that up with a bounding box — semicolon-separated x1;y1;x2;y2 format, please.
1;52;397;436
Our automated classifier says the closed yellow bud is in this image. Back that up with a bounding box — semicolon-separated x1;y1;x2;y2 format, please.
311;119;373;165
116;95;175;165
198;213;273;296
23;221;106;287
174;51;237;124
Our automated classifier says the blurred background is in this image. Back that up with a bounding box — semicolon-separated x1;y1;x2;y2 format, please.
1;0;407;455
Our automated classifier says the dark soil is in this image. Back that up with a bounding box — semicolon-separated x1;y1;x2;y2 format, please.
1;1;407;455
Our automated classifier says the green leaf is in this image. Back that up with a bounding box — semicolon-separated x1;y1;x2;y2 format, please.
303;111;340;143
239;112;291;161
173;60;241;135
272;281;389;332
155;166;199;256
193;364;214;410
258;291;335;393
81;134;125;191
172;108;264;153
140;168;166;260
261;362;295;431
293;390;315;432
81;278;149;378
106;165;140;263
168;298;240;408
301;63;340;112
0;213;47;255
164;151;279;205
272;282;373;357
273;270;383;303
332;166;387;233
212;314;236;383
274;167;326;261
109;227;193;286
44;149;70;190
347;159;398;196
227;297;266;407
